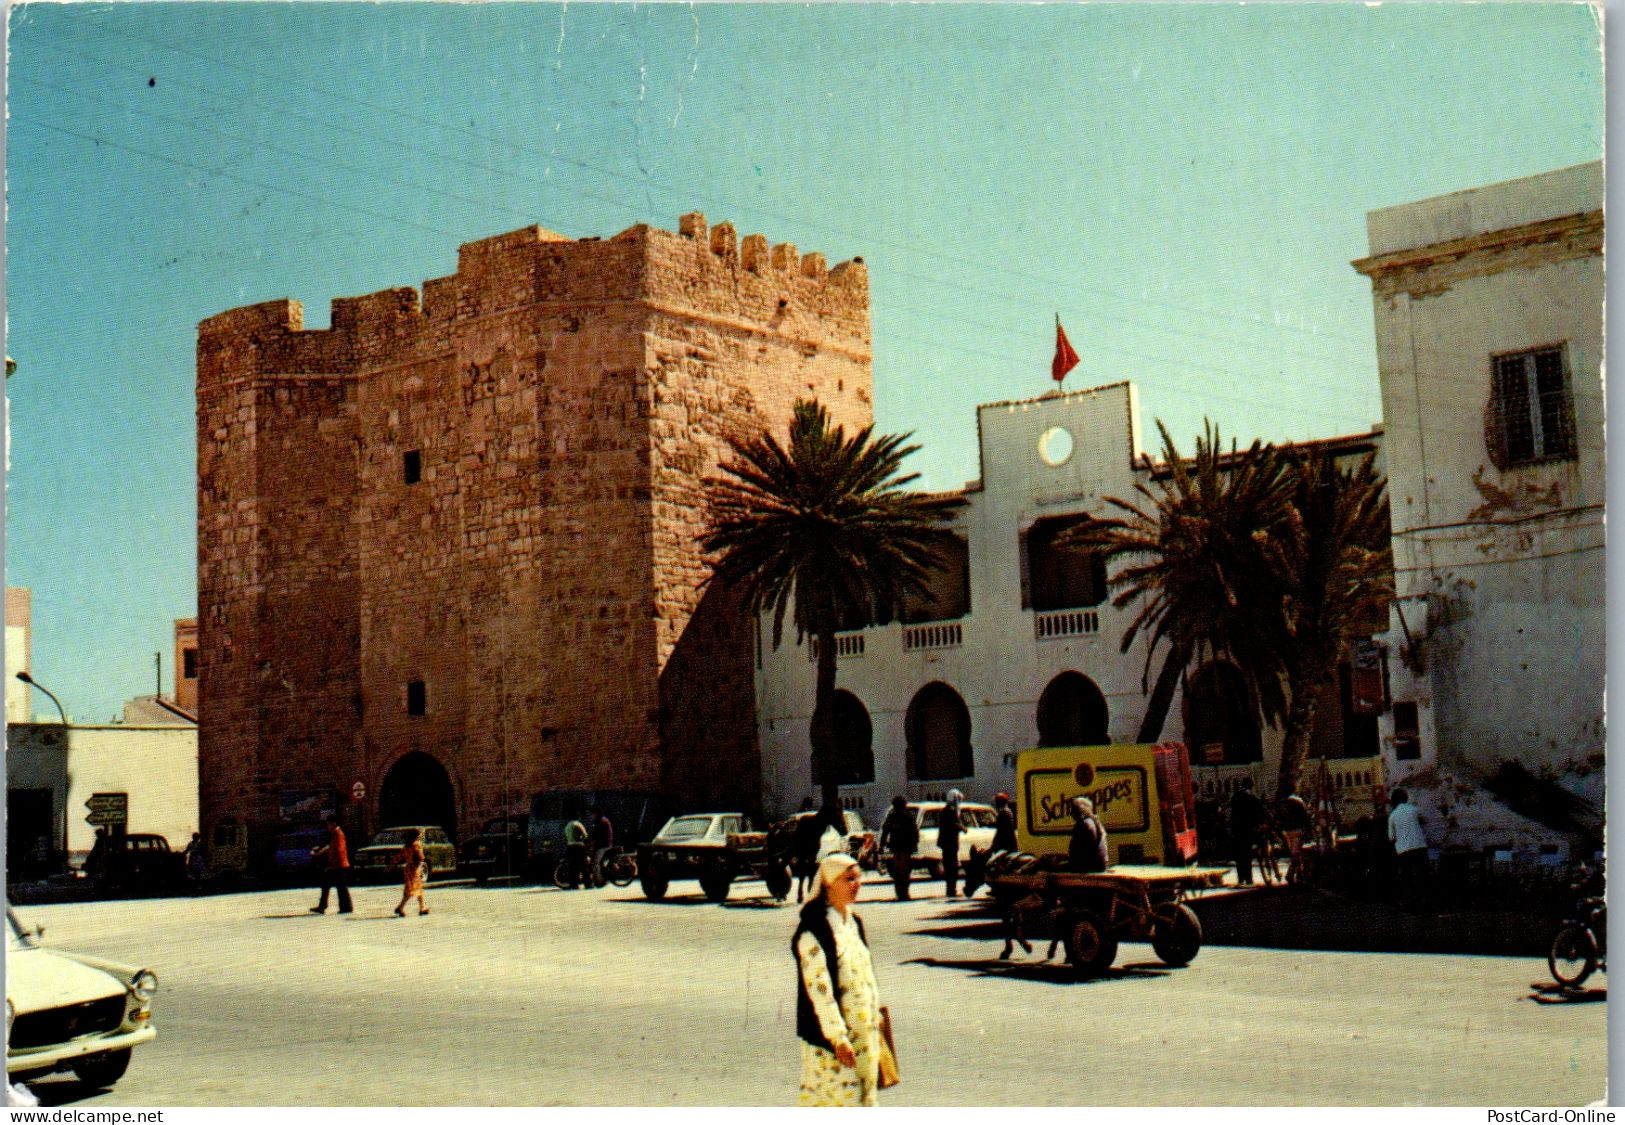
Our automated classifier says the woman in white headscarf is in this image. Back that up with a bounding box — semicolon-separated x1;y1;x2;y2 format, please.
791;852;884;1106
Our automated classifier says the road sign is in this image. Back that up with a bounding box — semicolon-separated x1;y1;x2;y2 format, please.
85;792;128;827
351;781;366;802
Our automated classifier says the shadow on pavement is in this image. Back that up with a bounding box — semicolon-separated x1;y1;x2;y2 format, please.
905;920;1007;942
903;955;1173;986
1192;883;1555;957
1527;981;1607;1005
13;1076;104;1108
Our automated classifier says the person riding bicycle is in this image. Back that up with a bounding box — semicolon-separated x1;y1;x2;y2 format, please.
590;811;614;887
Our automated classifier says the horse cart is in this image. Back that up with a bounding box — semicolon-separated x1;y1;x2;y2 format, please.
986;861;1226;976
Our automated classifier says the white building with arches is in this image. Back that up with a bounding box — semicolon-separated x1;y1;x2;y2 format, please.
753;380;1387;827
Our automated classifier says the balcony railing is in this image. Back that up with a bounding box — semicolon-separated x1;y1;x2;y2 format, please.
1034;609;1100;639
808;632;866;661
902;622;963;651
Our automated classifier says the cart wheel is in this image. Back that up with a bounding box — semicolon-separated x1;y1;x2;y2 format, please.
1151;903;1203;967
1549;924;1598;990
1064;912;1119;976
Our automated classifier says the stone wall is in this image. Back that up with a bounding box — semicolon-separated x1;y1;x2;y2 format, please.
197;214;872;860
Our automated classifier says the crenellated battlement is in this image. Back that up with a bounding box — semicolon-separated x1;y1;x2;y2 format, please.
673;210;858;287
201;211;869;372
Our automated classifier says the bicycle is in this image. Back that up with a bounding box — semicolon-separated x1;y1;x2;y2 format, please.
1549;863;1607;990
602;847;637;888
552;847;593;890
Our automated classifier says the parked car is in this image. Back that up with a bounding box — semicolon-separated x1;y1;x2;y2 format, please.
92;834;185;892
880;801;998;876
460;816;529;884
270;827;329;883
6;906;157;1090
352;826;457;882
637;813;790;902
781;809;878;869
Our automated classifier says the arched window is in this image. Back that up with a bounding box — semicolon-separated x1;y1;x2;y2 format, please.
906;682;973;780
830;690;874;786
811;691;875;787
1024;515;1108;611
1183;661;1262;765
1036;671;1110;747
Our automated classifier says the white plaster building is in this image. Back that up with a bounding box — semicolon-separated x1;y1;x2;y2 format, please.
1354;162;1605;856
755;382;1387;828
7;721;200;874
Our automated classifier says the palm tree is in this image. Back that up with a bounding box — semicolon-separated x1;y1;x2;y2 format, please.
702;400;964;812
1061;421;1295;744
1273;448;1392;798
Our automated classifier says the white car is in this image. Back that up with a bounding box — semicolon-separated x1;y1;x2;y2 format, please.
883;802;998;876
6;907;157;1090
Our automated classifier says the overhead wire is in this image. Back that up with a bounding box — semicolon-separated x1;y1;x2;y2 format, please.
10;73;546;229
9;116;466;240
19;12;1596;443
38;14;1388;356
21;27;1382;430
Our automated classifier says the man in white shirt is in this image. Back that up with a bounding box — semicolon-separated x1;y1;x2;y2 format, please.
1387;788;1429;905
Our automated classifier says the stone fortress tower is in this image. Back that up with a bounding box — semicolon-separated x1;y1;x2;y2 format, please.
197;214;873;861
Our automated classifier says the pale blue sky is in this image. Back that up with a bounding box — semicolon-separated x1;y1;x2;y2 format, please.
4;2;1604;722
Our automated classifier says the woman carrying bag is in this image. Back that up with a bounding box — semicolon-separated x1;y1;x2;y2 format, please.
792;852;898;1105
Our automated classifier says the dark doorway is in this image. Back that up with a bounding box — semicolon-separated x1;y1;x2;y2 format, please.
1036;671;1110;746
814;690;875;787
1308;662;1382;759
378;752;458;840
7;789;54;878
906;682;974;780
831;690;875;786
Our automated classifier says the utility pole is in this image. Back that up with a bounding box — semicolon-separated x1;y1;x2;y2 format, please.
155;652;163;700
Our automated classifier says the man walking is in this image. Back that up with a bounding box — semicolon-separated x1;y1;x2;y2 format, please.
1228;779;1266;886
310;818;352;914
992;792;1018;854
1387;788;1429;907
938;789;964;897
878;796;919;901
562;813;590;888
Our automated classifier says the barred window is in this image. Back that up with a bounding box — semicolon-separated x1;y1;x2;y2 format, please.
1486;347;1576;469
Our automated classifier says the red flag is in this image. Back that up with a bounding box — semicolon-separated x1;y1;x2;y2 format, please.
1052;317;1080;383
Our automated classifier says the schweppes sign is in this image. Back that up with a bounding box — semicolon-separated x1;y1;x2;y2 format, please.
1024;762;1150;835
1016;745;1166;857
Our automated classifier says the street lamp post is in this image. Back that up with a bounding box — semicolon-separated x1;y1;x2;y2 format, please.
15;671;68;725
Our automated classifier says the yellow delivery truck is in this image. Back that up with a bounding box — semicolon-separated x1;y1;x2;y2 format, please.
1016;743;1200;867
